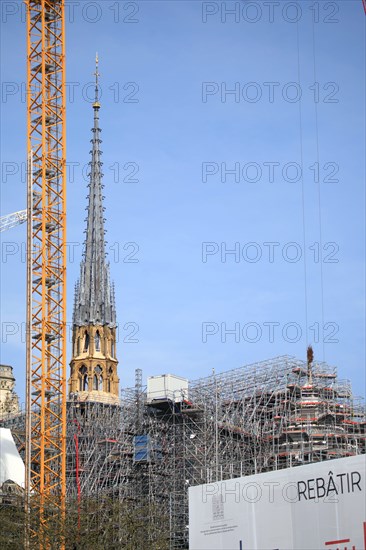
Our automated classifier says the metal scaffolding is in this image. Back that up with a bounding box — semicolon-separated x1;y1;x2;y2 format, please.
2;355;365;547
62;355;365;549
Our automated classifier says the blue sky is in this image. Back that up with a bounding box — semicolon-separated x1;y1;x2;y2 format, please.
0;0;365;404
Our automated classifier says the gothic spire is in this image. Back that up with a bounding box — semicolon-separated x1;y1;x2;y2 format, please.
73;55;116;327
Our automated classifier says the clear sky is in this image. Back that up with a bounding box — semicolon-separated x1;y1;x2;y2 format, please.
0;0;365;405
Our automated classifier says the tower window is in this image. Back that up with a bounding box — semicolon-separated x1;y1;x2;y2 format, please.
76;337;80;356
95;330;101;352
79;365;88;391
83;331;89;352
107;367;113;392
94;365;103;391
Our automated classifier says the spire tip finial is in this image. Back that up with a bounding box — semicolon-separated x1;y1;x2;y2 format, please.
93;53;100;109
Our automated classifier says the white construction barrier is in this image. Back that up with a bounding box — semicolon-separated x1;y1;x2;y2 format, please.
189;454;366;550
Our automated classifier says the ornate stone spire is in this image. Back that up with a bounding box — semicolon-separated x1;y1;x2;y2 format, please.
73;54;116;327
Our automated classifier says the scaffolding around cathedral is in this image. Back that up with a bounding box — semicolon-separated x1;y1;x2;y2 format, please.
62;354;365;549
2;354;366;547
2;354;365;546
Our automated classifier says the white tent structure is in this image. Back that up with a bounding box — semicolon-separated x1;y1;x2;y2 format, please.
0;427;25;488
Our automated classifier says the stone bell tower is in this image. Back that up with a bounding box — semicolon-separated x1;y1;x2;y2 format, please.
68;56;119;404
0;365;20;419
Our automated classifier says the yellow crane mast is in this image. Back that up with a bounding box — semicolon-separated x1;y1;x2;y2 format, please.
25;0;67;544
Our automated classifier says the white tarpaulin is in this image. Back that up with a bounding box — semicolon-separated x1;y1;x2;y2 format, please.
189;454;366;550
0;427;25;488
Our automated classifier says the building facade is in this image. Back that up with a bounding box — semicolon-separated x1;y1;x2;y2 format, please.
0;365;20;419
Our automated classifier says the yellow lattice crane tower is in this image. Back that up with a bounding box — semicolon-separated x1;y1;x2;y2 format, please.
25;0;66;545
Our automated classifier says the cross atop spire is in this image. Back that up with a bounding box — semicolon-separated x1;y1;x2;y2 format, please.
73;57;116;328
